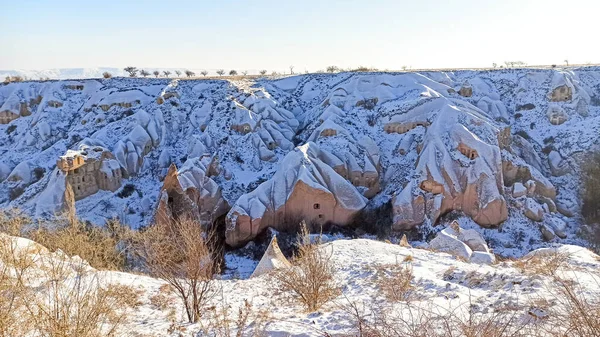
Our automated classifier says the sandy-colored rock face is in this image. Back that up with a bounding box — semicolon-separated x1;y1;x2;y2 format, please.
3;69;597;250
156;162;229;228
226;143;367;247
251;236;291;278
549;85;572;102
57;146;122;201
391;101;508;230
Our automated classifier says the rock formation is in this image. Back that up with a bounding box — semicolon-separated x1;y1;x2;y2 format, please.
57;143;123;200
429;221;496;264
156;158;228;228
251;236;292;278
226;142;367;247
0;68;598;255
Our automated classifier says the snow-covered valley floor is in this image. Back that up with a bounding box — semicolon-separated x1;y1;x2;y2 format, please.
2;233;599;337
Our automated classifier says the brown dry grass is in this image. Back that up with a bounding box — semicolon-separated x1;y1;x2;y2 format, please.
373;256;415;302
0;208;30;236
0;233;132;337
27;215;132;270
513;250;571;277
200;298;270;337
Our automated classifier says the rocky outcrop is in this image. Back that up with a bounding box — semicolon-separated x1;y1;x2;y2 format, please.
251;236;291;278
56;142;123;201
226;142;367;247
156;159;229;228
2;68;599;251
428;221;495;264
392;98;508;230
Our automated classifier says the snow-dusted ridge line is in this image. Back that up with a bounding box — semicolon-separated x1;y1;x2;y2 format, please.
1;68;599;257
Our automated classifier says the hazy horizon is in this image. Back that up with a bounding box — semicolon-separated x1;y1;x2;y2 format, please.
2;0;598;72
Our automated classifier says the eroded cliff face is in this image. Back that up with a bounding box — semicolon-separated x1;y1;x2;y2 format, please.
1;68;599;253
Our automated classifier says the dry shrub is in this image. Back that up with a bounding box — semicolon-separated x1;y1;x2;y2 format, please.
272;224;341;312
342;298;531;337
138;217;219;323
0;234;128;337
103;283;143;309
537;275;600;337
513;250;571;276
374;257;415;302
28;215;131;270
200;298;270;337
150;284;177;311
0;208;30;236
24;258;126;337
0;234;35;336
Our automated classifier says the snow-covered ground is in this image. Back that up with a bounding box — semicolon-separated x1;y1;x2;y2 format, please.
2;233;599;336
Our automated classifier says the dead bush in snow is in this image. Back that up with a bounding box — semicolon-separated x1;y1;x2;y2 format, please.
138;217;219;323
28;214;131;270
0;234;34;336
199;298;270;337
0;208;30;236
23;257;127;336
374;257;415;302
513;250;571;277
0;235;129;337
535;275;600;337
341;297;532;337
272;224;340;312
102;72;112;79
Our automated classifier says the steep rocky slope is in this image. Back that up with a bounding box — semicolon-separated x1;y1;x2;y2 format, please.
1;68;599;255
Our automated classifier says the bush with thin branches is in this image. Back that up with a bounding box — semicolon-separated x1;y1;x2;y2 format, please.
199;298;270;337
0;234;132;337
374;256;415;302
272;224;340;312
138;217;219;323
201;70;208;77
0;208;30;236
175;70;182;77
216;69;225;76
229;70;238;76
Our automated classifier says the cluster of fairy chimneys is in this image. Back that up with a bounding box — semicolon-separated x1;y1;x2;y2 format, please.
84;99;142;113
0;83;85;124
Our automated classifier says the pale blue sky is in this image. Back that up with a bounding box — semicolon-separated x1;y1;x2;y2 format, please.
1;0;597;72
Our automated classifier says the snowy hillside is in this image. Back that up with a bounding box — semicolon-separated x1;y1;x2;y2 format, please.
2;233;599;336
1;68;599;256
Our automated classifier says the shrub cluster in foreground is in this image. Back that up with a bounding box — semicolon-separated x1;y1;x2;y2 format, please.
1;210;600;336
